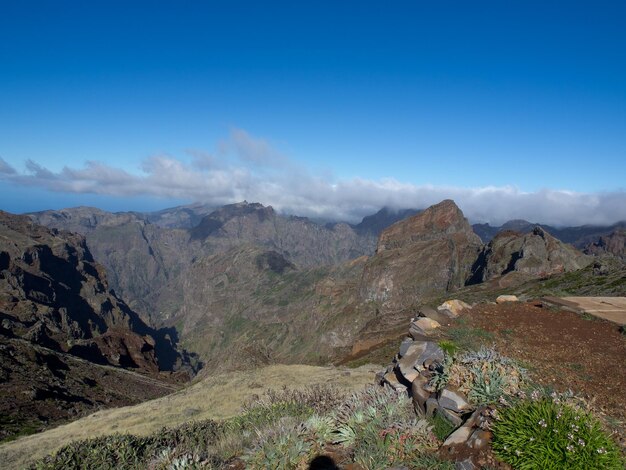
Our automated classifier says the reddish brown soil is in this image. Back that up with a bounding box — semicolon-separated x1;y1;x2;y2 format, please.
452;301;626;442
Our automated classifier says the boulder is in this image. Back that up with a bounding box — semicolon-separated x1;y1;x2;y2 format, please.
409;317;441;338
397;341;444;381
443;423;473;446
496;294;519;304
437;299;471;318
438;388;472;414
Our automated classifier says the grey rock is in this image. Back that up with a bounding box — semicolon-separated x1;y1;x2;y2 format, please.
419;341;444;367
411;375;431;415
397;341;427;382
425;397;439;417
398;337;414;357
439;388;472;413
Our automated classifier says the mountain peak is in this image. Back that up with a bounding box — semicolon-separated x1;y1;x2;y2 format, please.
377;199;477;252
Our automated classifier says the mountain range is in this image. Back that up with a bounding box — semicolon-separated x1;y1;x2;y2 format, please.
2;199;624;442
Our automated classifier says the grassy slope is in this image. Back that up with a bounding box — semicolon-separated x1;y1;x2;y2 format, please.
0;364;379;469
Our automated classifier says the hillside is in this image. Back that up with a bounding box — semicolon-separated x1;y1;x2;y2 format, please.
0;363;378;469
0;211;197;441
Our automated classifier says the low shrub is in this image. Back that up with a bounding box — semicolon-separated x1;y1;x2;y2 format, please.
447;347;526;405
492;398;624;469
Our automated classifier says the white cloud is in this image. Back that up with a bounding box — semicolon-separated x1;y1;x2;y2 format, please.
2;130;626;226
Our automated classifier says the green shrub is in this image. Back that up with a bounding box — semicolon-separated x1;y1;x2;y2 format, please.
438;340;459;356
429;354;453;392
458;347;526;405
492;399;624;470
333;387;438;467
242;418;313;469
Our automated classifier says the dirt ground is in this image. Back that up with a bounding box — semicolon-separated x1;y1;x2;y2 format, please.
451;301;626;445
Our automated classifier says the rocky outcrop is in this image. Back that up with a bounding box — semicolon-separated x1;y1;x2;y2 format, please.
377;302;502;469
377;301;476;427
468;227;593;285
361;200;483;311
0;211;196;374
584;229;626;259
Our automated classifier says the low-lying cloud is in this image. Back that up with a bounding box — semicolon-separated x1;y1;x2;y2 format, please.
2;130;626;227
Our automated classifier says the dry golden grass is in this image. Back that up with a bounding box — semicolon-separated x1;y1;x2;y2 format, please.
0;363;378;469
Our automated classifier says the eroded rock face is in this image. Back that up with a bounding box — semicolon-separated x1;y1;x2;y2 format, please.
361;200;483;311
0;211;195;374
468;227;593;285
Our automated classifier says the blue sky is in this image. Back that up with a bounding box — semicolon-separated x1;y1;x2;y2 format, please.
1;1;625;225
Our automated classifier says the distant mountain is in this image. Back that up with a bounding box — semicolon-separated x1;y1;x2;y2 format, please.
472;219;626;248
190;201;377;267
583;229;626;259
29;202;387;323
145;202;216;229
352;207;422;235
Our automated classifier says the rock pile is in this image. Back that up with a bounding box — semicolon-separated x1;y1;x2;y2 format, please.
376;299;497;468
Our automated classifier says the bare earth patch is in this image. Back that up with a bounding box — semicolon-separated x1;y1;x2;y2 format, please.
452;301;626;446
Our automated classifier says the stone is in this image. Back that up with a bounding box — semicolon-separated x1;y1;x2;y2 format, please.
398;338;414;357
411;375;432;415
443;424;473;446
409;317;441;338
418;306;453;325
467;429;492;450
455;458;476;470
425;397;439;417
496;294;519;304
461;406;488;429
437;299;471;318
396;341;427;382
439;407;464;428
438;388;472;413
419;341;445;367
383;371;406;392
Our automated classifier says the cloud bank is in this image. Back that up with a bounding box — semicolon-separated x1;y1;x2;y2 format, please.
1;131;626;227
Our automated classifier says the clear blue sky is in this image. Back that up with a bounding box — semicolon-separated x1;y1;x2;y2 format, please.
1;1;625;224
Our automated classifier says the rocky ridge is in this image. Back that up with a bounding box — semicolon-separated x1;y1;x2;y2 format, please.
360;200;483;312
468;226;593;285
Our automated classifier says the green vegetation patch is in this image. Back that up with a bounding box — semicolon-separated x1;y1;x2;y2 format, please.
492;398;624;469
